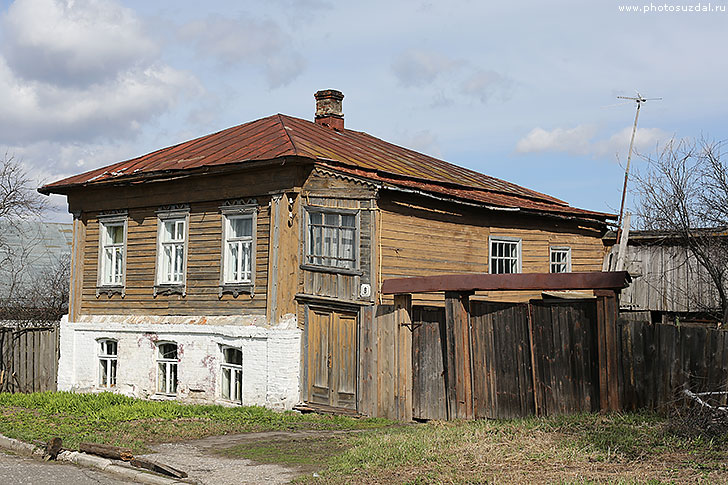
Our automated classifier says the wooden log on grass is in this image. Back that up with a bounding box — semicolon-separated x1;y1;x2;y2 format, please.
78;442;134;461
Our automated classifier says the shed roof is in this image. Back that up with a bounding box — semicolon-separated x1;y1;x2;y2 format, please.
40;114;613;220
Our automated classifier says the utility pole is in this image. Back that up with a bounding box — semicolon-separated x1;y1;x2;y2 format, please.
615;92;661;243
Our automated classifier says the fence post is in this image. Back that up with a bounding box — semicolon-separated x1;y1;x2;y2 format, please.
394;294;413;421
444;291;474;419
595;290;620;411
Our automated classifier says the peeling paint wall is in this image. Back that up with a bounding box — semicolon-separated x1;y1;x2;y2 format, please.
57;315;301;410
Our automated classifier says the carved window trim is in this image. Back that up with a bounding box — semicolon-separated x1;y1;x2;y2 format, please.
219;201;257;298
154;205;190;297
96;212;128;298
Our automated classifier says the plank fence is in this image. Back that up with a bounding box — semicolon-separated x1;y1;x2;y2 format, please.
0;325;59;393
409;299;728;420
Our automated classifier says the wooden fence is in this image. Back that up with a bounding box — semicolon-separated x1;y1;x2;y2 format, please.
619;320;728;409
411;300;605;420
0;325;59;393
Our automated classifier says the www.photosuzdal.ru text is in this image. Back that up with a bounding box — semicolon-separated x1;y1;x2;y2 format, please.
618;3;726;12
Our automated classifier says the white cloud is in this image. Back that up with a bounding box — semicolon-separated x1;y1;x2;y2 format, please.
179;14;306;88
515;124;669;158
1;0;157;87
516;125;597;155
0;0;200;145
391;50;463;87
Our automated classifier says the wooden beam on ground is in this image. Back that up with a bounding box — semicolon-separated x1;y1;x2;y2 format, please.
79;443;133;461
130;458;188;479
382;272;631;295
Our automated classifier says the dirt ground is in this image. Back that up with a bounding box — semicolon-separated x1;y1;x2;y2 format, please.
138;430;354;485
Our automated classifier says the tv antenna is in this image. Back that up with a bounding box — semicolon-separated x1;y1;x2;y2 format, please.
615;91;662;241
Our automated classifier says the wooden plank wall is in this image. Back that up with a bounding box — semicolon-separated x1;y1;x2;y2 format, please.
301;169;377;304
410;299;601;420
620;320;728;409
378;194;606;305
412;306;447;420
470;302;535;419
615;244;722;313
81;199;270;316
359;303;412;420
529;301;600;415
0;326;58;393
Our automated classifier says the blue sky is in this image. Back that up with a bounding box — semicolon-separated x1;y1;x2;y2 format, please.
1;0;726;221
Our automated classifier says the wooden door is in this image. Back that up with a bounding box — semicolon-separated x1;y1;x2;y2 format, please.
306;308;358;410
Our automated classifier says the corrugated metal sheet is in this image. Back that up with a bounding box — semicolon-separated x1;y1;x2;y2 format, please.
40;114;613;219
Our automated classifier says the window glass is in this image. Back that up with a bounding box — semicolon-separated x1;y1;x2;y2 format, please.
221;347;243;402
99;339;117;388
157;343;178;395
159;218;185;284
306;210;358;269
490;238;520;274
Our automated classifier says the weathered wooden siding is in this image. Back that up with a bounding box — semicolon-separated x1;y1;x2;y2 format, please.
80;200;270;316
379;194;606;304
300;170;377;303
0;325;58;393
620;320;728;409
358;300;412;420
612;244;722;313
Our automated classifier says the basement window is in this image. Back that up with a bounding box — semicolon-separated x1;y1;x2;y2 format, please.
305;208;358;271
489;237;521;274
157;342;178;396
550;247;572;273
98;339;117;388
220;347;243;403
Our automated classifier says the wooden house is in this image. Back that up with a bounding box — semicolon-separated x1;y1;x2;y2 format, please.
40;90;613;416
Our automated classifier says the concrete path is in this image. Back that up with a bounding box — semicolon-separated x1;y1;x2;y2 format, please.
0;450;139;484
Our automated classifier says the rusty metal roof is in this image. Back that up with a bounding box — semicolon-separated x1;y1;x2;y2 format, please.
40;114;614;220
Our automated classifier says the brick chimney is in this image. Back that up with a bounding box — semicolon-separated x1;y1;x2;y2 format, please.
314;89;344;130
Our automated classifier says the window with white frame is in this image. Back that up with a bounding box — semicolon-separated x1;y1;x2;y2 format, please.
223;215;254;284
489;237;521;274
158;218;186;285
550;246;572;273
306;209;357;270
98;339;117;388
157;342;178;396
98;217;126;288
220;347;242;402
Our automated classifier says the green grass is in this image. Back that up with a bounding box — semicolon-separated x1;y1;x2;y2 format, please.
0;391;391;453
291;412;728;483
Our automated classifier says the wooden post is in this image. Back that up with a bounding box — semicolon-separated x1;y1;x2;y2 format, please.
394;294;413;421
595;290;620;411
526;302;542;416
69;212;86;323
444;291;474;419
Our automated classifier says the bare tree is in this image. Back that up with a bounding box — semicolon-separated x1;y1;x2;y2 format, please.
0;154;45;224
0;154;67;325
633;137;728;323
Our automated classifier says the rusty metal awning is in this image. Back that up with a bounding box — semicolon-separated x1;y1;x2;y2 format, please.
381;271;631;294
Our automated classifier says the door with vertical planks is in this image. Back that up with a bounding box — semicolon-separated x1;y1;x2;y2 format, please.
306;307;358;410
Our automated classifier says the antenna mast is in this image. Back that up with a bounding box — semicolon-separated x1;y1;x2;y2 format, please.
615;92;661;242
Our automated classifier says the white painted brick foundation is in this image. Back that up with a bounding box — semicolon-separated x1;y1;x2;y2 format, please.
57;315;301;410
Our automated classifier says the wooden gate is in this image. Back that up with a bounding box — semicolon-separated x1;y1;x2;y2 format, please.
411;299;601;419
304;307;358;411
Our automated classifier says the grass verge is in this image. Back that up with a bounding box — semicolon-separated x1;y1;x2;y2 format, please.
216;412;726;484
0;391;390;453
